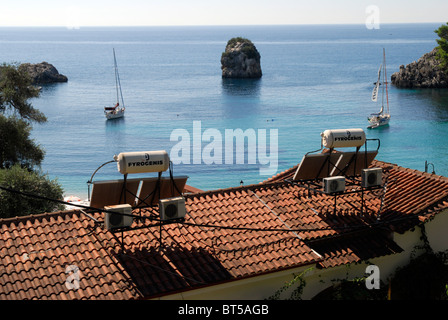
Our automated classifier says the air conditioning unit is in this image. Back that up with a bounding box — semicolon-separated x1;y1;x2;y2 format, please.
104;204;133;230
362;168;382;188
323;176;345;194
159;197;186;221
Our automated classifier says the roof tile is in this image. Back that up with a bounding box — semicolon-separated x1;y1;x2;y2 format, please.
1;160;448;299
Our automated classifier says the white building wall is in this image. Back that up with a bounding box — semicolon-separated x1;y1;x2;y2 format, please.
424;209;448;253
155;211;448;300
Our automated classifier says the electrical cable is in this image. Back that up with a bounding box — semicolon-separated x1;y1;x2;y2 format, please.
22;227;97;261
0;184;161;222
0;183;446;234
249;189;303;239
3;180;447;281
168;161;183;196
3;176;445;293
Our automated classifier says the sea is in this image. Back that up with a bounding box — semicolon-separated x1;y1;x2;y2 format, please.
0;24;447;200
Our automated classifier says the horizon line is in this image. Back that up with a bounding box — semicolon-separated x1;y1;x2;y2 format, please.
0;21;445;28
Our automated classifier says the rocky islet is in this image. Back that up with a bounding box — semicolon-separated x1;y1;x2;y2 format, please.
221;37;262;79
391;48;448;88
18;62;68;85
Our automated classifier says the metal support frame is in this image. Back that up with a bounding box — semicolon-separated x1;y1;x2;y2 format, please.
287;177;382;216
117;171;163;251
110;217;185;252
108;168;187;252
86;160;116;201
425;160;436;174
287;137;382;216
304;138;380;181
86;157;188;252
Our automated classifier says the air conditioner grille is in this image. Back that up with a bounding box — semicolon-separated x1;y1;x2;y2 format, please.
104;204;133;230
159;197;186;221
329;180;339;192
165;204;178;219
367;172;378;185
109;212;123;226
323;176;345;194
362;168;382;188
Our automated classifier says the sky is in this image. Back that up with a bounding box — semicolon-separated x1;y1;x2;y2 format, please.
0;0;447;27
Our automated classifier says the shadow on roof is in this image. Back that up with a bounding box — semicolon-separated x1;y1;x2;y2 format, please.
114;244;232;298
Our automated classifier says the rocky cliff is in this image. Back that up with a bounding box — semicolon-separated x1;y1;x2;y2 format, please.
221;37;262;79
18;62;68;84
391;48;448;88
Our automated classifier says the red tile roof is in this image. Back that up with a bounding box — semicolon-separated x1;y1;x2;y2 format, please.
1;160;448;299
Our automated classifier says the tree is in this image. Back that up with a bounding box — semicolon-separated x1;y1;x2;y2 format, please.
0;115;45;169
0;62;64;217
0;63;47;170
0;165;64;218
0;63;46;123
435;22;448;71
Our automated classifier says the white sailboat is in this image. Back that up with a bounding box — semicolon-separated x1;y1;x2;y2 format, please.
368;48;390;129
104;48;125;120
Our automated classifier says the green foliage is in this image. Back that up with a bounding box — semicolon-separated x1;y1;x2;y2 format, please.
315;251;448;299
0;63;46;169
221;51;231;60
0;62;63;218
224;37;259;60
274;236;448;300
267;267;313;300
226;37;253;48
241;46;259;60
389;252;448;300
313;277;388;300
0;115;45;169
435;22;448;71
0;63;46;123
0;164;64;218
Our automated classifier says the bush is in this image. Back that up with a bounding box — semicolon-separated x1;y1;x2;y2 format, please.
0;164;64;218
224;37;259;60
226;37;253;48
389;252;448;300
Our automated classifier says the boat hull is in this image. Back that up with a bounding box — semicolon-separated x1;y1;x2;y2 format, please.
367;114;390;129
105;108;125;120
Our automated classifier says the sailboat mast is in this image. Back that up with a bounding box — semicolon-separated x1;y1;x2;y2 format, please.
113;49;119;104
113;48;125;107
383;48;390;114
380;49;385;114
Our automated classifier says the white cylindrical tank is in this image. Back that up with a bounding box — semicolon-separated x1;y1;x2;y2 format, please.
114;150;170;174
321;128;366;148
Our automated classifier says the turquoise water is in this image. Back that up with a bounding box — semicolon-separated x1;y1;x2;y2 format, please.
0;24;447;198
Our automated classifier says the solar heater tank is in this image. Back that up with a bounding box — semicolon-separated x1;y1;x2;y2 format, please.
321;128;366;148
114;150;170;174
